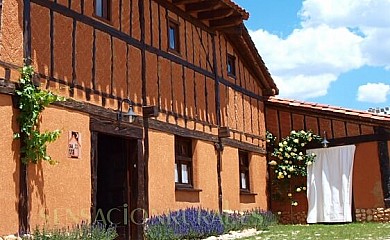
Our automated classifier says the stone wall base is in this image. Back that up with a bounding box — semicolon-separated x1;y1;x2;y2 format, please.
355;208;390;222
277;208;390;224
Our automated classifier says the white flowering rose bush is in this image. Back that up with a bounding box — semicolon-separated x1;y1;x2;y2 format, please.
266;130;322;208
267;130;321;179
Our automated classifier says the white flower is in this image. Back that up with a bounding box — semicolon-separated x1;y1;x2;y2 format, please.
299;152;303;156
288;166;294;172
287;193;292;197
279;148;283;152
297;156;303;161
277;211;282;215
303;187;307;190
287;175;291;178
307;161;312;166
282;166;286;170
293;148;297;152
301;143;305;147
288;161;292;164
287;147;292;151
269;160;277;166
293;139;299;143
291;130;296;134
283;141;288;145
311;153;316;156
279;143;283;147
284;160;288;164
296;188;302;192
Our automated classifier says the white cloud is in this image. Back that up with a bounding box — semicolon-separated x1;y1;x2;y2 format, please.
249;25;363;99
357;83;390;103
247;0;390;100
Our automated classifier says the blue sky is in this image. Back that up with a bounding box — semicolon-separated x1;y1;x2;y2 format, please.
234;0;390;111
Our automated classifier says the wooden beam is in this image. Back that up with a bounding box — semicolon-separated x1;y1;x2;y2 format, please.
172;0;200;5
198;8;234;20
209;15;243;29
185;0;220;13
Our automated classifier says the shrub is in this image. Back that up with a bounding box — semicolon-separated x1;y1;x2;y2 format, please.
145;207;224;240
27;222;118;240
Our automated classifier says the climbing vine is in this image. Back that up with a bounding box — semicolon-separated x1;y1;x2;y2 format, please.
266;130;322;207
14;64;65;165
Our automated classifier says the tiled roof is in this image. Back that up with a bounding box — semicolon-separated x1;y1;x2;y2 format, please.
223;0;249;20
266;97;390;123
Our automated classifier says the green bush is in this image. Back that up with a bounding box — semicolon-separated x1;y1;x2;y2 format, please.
27;222;118;240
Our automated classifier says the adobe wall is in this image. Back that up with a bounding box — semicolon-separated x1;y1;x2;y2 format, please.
353;142;384;209
0;94;19;234
220;146;268;211
28;106;91;228
148;130;219;215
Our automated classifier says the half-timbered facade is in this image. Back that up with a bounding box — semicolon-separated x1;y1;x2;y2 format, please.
0;0;277;238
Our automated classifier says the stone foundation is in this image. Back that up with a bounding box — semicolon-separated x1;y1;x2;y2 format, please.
277;211;307;224
355;208;390;222
277;208;390;224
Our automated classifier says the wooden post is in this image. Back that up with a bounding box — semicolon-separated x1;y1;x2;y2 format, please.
376;127;390;207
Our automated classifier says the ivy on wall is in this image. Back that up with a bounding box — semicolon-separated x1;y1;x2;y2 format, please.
266;130;322;207
14;64;65;165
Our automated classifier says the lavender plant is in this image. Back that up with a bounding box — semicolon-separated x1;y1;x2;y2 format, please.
28;222;118;240
145;208;278;239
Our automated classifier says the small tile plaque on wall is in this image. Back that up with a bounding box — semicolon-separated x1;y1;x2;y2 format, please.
68;131;81;158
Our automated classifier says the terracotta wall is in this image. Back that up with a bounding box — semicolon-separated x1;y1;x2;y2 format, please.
148;130;220;215
353;142;384;208
0;0;24;66
28;107;91;228
0;94;19;234
220;146;268;211
265;107;375;141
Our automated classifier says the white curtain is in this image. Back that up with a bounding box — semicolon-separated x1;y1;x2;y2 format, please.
306;145;356;223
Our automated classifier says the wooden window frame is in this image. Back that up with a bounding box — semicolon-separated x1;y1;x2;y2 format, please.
93;0;111;23
168;19;180;54
227;54;236;77
175;136;193;188
239;150;250;192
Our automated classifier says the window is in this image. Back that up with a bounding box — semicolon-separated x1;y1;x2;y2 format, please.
168;20;180;53
94;0;111;21
227;55;236;76
227;54;236;77
175;136;192;187
239;151;250;191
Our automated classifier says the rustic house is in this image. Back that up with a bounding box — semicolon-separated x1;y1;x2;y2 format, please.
0;0;278;238
265;97;390;224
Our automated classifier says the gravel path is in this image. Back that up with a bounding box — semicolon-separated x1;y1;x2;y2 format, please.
204;228;263;240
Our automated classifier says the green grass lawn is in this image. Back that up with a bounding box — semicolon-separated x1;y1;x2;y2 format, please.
244;222;390;240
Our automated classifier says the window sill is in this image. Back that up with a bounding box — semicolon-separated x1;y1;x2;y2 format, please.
227;73;237;79
240;190;257;196
175;186;202;192
168;48;182;57
92;14;113;25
